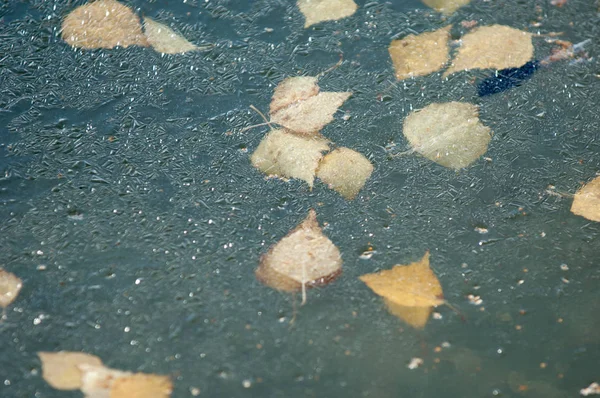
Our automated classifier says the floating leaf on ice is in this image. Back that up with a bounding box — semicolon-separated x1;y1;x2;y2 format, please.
143;17;198;54
359;251;445;329
256;209;342;303
79;364;131;397
571;175;600;222
0;268;22;310
61;0;149;49
402;101;492;169
316;147;373;200
250;129;330;187
108;373;173;398
297;0;358;28
389;26;451;80
421;0;472;15
269;76;352;135
38;351;103;390
444;25;533;77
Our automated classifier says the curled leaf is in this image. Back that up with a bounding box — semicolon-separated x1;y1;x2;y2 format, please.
444;25;534;77
61;0;149;49
389;26;451;80
143;18;198;54
316;147;373;200
359;251;444;328
402;101;492;169
256;209;342;303
297;0;358;28
571;175;600;222
250;129;330;187
38;351;103;390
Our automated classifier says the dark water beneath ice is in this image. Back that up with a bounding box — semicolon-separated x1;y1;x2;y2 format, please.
1;0;599;397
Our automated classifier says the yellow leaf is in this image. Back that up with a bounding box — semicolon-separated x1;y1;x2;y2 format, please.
256;209;342;303
444;25;533;77
269;76;352;135
402;101;492;169
110;373;173;398
571;175;600;222
359;251;445;328
421;0;472;15
250;129;330;187
0;268;22;309
61;0;149;49
316;147;373;200
143;18;198;54
297;0;358;28
38;351;103;390
389;26;451;80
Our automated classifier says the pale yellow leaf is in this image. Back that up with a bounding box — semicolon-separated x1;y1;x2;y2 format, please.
316;147;373;200
297;0;358;28
38;351;103;391
0;268;22;309
80;364;131;398
444;25;533;77
143;18;198;54
571;175;600;222
250;129;330;187
421;0;472;15
61;0;148;49
109;373;173;398
402;101;491;169
389;26;451;80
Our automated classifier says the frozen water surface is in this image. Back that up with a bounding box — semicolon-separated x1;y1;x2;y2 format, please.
1;0;599;397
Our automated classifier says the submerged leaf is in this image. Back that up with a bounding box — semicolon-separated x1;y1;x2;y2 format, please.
143;18;198;54
571;175;600;222
256;210;342;302
316;147;373;200
444;25;533;77
421;0;472;15
389;26;451;80
38;351;103;390
0;268;22;309
61;0;149;49
359;251;444;328
250;129;330;187
297;0;358;28
402;102;492;169
269;76;352;135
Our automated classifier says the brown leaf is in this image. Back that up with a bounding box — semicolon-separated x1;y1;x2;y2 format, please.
443;25;533;77
0;268;22;309
389;26;451;80
250;129;330;187
143;18;198;54
61;0;149;49
316;147;373;200
38;351;103;390
402;101;492;169
269;76;352;135
256;209;342;303
359;251;445;328
421;0;472;15
297;0;358;28
571;175;600;222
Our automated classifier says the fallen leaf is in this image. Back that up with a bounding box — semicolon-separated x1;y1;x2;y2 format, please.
250;128;330;187
421;0;472;15
444;25;533;77
109;373;173;398
79;364;132;397
570;175;600;222
581;382;600;396
389;26;451;80
38;351;103;390
297;0;358;28
256;209;342;303
359;251;445;328
0;268;22;310
402;101;492;169
316;147;373;200
61;0;149;49
143;17;198;54
269;76;352;135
